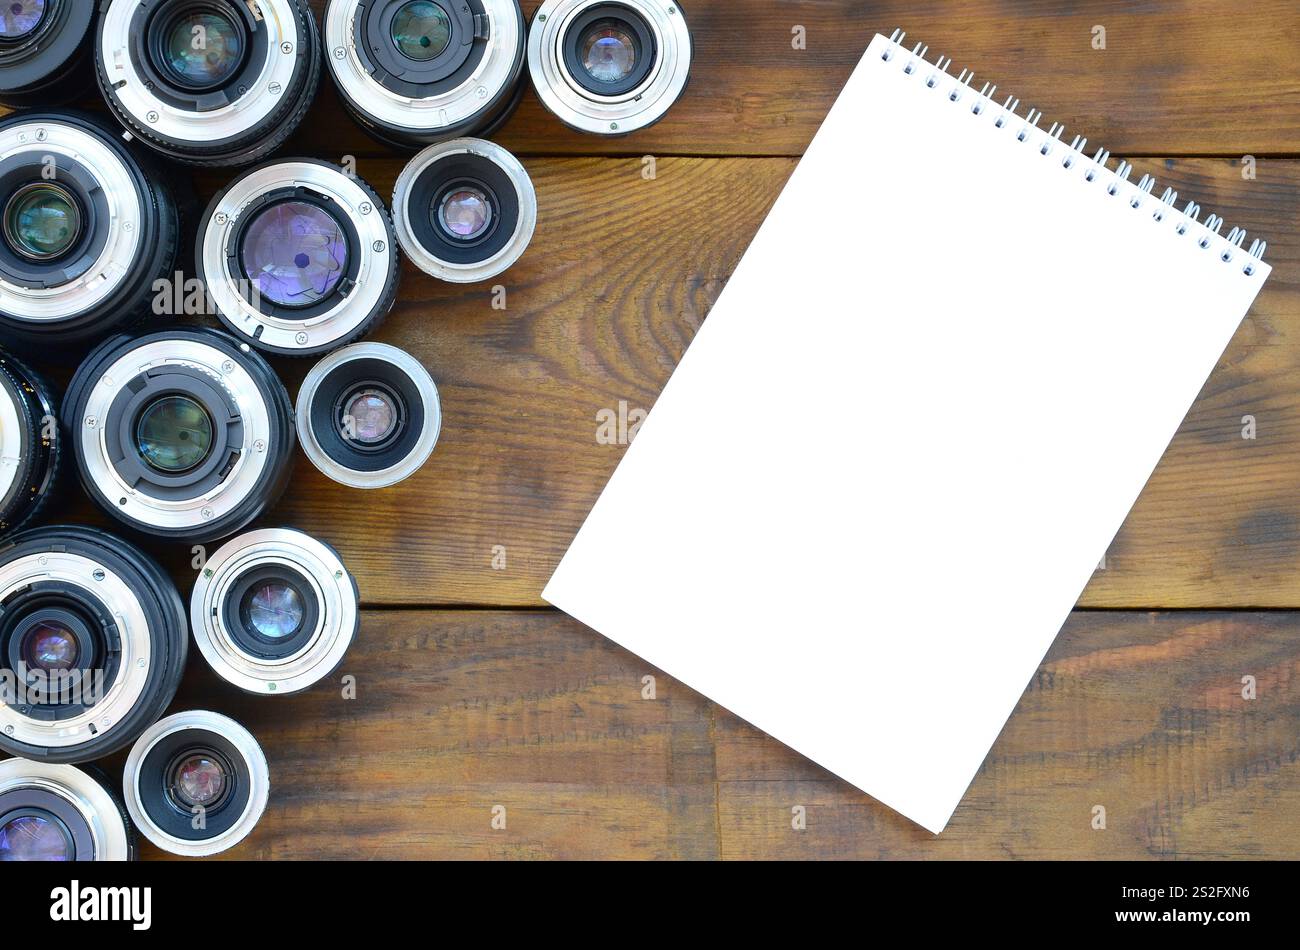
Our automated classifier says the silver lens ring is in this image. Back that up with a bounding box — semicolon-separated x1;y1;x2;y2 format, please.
325;0;525;146
191;527;359;694
0;760;133;861
197;160;398;357
393;137;536;283
528;0;691;135
0;117;144;323
124;710;269;857
296;342;441;489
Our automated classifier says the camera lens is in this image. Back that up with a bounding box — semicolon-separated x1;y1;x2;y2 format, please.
528;0;691;135
0;349;58;539
191;527;359;694
296;342;441;489
0;1;94;108
0;525;187;765
0;111;180;351
196;159;399;356
65;326;295;543
324;0;526;148
0;760;134;860
96;0;322;167
123;709;268;857
392;137;535;282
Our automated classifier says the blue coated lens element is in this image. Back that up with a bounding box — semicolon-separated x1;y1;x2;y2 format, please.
135;394;215;474
581;23;636;84
0;814;72;861
164;10;243;87
20;621;78;672
245;582;304;640
0;0;46;39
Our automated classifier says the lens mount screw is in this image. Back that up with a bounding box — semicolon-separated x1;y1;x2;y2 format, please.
201;507;213;520
35;128;46;142
4;725;12;735
610;122;620;131
334;47;346;59
92;568;105;581
295;331;308;344
268;683;277;692
254;439;266;452
147;111;159;123
215;212;229;225
281;41;294;54
221;360;235;374
269;82;283;96
373;240;386;252
360;202;372;215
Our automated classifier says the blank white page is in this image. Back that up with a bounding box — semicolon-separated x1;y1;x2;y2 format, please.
543;32;1271;834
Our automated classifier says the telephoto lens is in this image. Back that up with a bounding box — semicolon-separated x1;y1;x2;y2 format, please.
528;0;692;135
0;760;134;861
324;0;526;148
0;348;58;539
96;0;321;167
297;342;441;489
191;528;359;694
0;0;95;107
123;710;269;857
196;159;399;357
0;525;188;765
65;327;295;543
0;111;179;350
392;137;535;282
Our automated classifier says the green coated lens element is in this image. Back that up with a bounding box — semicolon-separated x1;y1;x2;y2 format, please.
2;182;81;261
164;10;243;88
135;394;215;474
391;0;452;61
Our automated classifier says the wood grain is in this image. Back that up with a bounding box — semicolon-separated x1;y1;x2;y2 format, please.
132;608;1300;860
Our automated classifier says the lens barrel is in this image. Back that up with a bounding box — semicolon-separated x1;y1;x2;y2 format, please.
0;111;180;351
123;709;269;857
325;0;526;148
0;760;135;861
0;0;95;108
197;159;400;357
96;0;322;167
0;348;58;539
0;525;188;764
65;326;296;543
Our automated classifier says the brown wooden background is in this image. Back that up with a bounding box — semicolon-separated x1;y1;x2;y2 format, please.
32;0;1300;859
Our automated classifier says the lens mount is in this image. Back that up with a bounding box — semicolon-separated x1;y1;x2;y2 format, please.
197;159;399;356
0;760;134;860
528;0;690;135
65;327;295;543
0;112;179;349
393;137;535;282
123;709;268;857
97;0;321;166
0;525;187;764
0;349;58;539
325;0;525;147
0;1;95;108
191;527;359;694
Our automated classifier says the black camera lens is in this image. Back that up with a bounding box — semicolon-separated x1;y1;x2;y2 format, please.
96;0;322;167
0;348;58;539
297;342;441;489
392;137;535;282
196;159;399;356
191;527;359;694
65;326;295;543
123;709;268;856
0;525;187;765
528;0;691;135
0;111;180;351
0;0;94;108
325;0;526;148
0;760;134;860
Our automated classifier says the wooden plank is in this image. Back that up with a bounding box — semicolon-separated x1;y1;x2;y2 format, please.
286;0;1300;158
138;608;1300;859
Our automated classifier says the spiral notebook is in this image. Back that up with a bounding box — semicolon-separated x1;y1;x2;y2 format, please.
544;30;1272;833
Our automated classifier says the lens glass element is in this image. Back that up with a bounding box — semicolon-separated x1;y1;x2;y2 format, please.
343;387;398;444
135;395;215;474
0;0;45;39
241;200;348;308
0;813;71;861
391;1;452;61
244;582;304;640
164;11;243;88
20;621;79;672
3;183;80;261
580;21;637;84
171;754;227;808
437;187;492;240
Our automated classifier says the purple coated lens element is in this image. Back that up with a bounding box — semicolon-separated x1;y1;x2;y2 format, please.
173;754;226;808
0;815;71;861
0;0;46;39
21;621;78;672
437;187;492;239
240;200;348;308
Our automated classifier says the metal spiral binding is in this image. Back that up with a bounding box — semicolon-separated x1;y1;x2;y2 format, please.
882;29;1268;276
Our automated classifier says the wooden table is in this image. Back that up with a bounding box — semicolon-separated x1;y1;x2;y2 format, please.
72;0;1300;858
